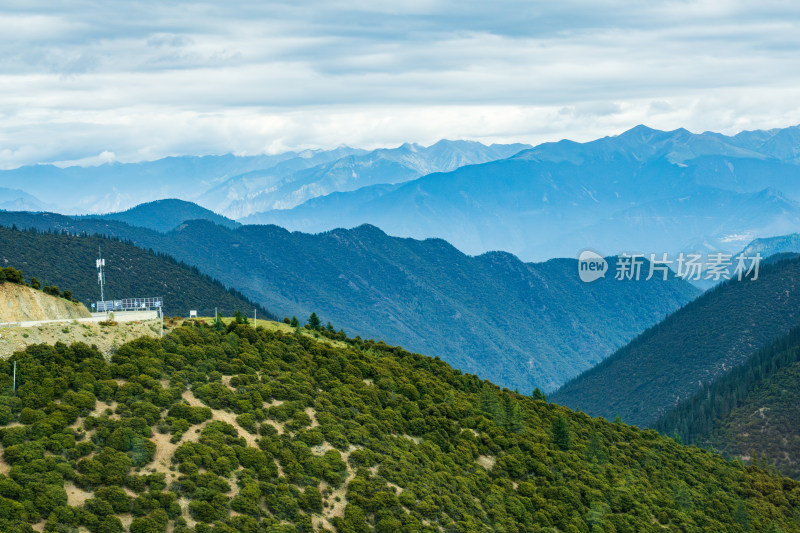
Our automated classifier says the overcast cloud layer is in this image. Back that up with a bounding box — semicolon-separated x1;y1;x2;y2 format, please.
2;1;800;168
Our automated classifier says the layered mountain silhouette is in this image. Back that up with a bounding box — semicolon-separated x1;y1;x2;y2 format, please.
0;209;698;393
551;255;800;427
0;141;528;218
7;124;800;264
81;199;240;233
202;140;530;218
0;187;55;212
244;124;800;261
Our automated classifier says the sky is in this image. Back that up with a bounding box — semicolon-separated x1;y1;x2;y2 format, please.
2;0;800;168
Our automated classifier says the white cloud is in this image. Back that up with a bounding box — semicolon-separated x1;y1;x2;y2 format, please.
0;1;800;168
51;150;117;168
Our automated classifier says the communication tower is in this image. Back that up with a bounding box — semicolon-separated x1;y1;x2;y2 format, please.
96;247;106;303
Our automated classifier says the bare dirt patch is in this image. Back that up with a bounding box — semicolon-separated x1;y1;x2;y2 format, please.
0;449;10;475
321;445;362;523
89;400;120;420
181;390;259;448
65;482;93;507
387;481;404;494
0;283;90;323
148;429;201;481
311;442;336;456
0;318;162;357
476;455;496;470
305;407;319;428
179;497;197;529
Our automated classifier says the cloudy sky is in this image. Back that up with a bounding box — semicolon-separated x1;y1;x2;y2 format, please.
2;0;800;168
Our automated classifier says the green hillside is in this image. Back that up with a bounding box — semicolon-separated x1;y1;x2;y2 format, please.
0;324;798;532
0;210;699;393
655;324;800;479
0;226;273;319
551;255;800;427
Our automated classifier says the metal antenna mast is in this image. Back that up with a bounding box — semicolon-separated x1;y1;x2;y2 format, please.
96;247;106;304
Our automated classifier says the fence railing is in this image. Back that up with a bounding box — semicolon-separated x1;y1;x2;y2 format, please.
94;297;163;312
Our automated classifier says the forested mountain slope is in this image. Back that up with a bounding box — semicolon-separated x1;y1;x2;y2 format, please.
0;323;798;532
0;225;272;319
0;211;699;393
551;255;800;427
656;323;800;479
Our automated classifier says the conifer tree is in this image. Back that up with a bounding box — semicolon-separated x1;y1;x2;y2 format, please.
552;414;571;450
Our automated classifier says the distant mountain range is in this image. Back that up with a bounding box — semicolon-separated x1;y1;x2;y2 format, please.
245;124;800;261
0;153;296;214
0;140;529;218
0;209;698;393
741;232;800;258
0;187;57;212
7;125;800;263
551;255;800;427
201;140;530;218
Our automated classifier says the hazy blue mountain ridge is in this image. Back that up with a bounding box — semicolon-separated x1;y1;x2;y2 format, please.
215;140;531;218
244;124;800;262
79;198;240;232
0;141;529;218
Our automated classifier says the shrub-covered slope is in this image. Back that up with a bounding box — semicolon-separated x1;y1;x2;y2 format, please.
551;255;800;427
0;226;273;319
0;324;798;532
656;323;800;479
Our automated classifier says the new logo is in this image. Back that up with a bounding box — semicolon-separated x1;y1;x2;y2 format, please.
578;250;607;283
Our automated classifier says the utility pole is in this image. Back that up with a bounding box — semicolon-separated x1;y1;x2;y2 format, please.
160;308;164;338
254;309;257;328
12;361;16;393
